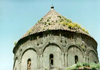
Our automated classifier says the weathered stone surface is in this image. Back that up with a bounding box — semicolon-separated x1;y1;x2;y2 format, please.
13;30;99;70
13;6;99;70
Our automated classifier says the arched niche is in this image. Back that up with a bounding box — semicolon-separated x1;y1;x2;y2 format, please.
88;50;98;63
68;46;83;67
43;44;62;69
21;49;37;70
42;43;63;54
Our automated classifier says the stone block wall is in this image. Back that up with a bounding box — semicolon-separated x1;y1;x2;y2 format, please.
13;30;99;70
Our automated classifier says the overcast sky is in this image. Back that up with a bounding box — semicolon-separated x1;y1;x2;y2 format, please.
0;0;100;70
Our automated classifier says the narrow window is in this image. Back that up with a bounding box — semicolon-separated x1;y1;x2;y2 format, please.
27;59;31;70
50;54;54;69
75;55;78;64
94;61;97;63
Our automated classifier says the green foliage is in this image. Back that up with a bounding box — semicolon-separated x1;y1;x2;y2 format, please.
73;23;81;29
68;23;74;29
44;22;47;25
60;19;64;22
83;63;90;67
38;20;40;23
85;30;89;34
66;63;100;70
63;16;72;23
14;41;17;46
82;28;89;34
28;29;32;35
66;64;76;70
90;63;100;69
62;21;68;26
76;62;83;68
82;28;85;32
47;19;49;22
40;18;43;21
78;43;81;47
48;23;51;25
56;20;58;23
52;21;54;22
57;16;61;18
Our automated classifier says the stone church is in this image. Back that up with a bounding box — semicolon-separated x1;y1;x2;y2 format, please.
13;6;99;70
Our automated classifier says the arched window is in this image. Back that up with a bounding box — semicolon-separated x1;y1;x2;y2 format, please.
75;55;78;64
27;59;31;70
50;54;54;69
94;61;97;63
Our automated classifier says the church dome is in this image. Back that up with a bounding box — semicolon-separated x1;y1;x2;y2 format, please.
13;6;99;70
21;6;89;39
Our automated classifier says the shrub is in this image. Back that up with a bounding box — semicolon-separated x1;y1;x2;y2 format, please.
82;28;85;32
60;19;64;22
73;23;81;29
82;28;89;34
47;19;49;22
85;30;89;34
96;63;100;68
90;63;100;69
40;18;43;21
44;22;47;25
48;23;51;25
83;63;90;67
68;23;74;29
76;62;83;68
57;16;61;18
52;21;54;22
90;63;97;69
62;21;68;26
14;41;17;46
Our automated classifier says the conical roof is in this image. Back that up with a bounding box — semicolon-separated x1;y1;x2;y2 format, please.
13;6;98;54
22;6;89;39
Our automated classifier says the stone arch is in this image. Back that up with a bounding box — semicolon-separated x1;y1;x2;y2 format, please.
86;49;98;63
66;44;84;55
21;48;37;59
67;45;84;67
42;43;62;69
42;43;63;54
86;48;97;57
21;48;37;70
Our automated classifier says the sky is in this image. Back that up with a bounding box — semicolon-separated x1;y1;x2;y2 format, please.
0;0;100;70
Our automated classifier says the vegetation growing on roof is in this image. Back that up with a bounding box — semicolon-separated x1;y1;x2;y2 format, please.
61;21;68;26
14;41;17;46
36;14;89;35
60;19;64;22
47;19;49;22
44;22;47;25
48;23;51;25
59;16;89;34
56;20;58;23
57;15;61;18
40;18;43;21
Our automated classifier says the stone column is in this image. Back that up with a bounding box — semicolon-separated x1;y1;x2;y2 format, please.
65;53;68;67
61;52;64;68
37;55;40;69
39;54;43;69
